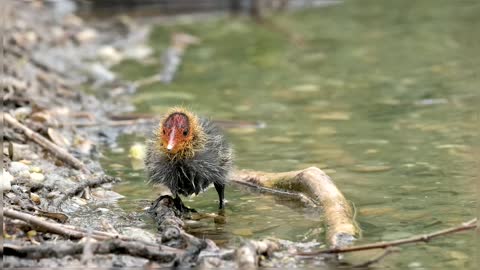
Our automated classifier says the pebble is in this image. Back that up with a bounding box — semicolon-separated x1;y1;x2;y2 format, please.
2;169;13;192
75;28;97;43
30;192;41;204
19;170;31;178
9;162;30;175
13;107;32;120
30;172;46;184
30;166;42;173
98;46;123;64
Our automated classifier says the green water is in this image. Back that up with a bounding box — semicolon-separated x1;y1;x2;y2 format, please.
104;0;479;268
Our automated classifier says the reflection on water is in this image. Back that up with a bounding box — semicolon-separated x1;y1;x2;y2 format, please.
104;0;478;268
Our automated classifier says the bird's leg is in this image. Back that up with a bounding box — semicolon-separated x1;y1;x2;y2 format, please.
173;195;197;213
214;182;225;209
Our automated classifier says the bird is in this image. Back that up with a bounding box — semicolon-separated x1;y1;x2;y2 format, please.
144;107;233;211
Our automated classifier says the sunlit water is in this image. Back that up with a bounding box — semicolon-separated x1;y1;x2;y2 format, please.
102;0;479;268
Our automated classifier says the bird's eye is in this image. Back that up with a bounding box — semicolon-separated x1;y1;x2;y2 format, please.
183;129;188;136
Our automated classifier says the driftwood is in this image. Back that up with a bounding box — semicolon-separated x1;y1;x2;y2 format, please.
231;167;358;248
4;240;176;263
298;218;478;256
4;113;89;172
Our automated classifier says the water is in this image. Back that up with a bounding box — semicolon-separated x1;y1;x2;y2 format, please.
103;0;479;268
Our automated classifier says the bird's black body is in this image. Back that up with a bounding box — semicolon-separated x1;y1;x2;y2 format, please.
145;117;233;209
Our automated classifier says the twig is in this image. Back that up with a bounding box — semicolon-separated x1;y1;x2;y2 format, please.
3;208;182;253
4;240;176;262
352;247;401;268
132;74;162;88
4;207;84;239
81;229;94;265
297;218;477;256
52;175;119;207
231;179;318;208
4;113;89;172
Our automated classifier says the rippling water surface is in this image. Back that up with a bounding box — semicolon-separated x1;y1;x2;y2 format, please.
102;0;479;268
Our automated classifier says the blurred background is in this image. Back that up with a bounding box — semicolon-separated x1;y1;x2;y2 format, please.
35;0;480;269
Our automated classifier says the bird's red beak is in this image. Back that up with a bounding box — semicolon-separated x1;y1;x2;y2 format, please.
167;129;176;151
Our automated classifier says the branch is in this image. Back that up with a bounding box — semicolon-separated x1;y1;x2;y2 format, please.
3;208;180;254
298;218;477;256
52;175;119;207
231;167;358;248
4;113;89;172
4;239;176;263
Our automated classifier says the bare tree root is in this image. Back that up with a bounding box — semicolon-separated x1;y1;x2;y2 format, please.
231;167;359;248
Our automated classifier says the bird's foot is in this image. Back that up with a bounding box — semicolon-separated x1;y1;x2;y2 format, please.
173;196;198;214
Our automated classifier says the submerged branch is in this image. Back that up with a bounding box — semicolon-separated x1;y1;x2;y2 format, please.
231;167;358;248
298;218;477;256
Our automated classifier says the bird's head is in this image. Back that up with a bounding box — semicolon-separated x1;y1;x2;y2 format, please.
156;108;205;159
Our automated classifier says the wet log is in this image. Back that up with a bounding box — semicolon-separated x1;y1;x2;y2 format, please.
231;167;358;248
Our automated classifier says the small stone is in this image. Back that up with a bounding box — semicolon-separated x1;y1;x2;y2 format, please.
9;162;30;175
98;46;123;64
19;170;31;178
29;167;42;173
75;28;97;43
30;172;46;184
30;193;41;205
2;169;13;192
46;191;61;199
13;107;32;120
